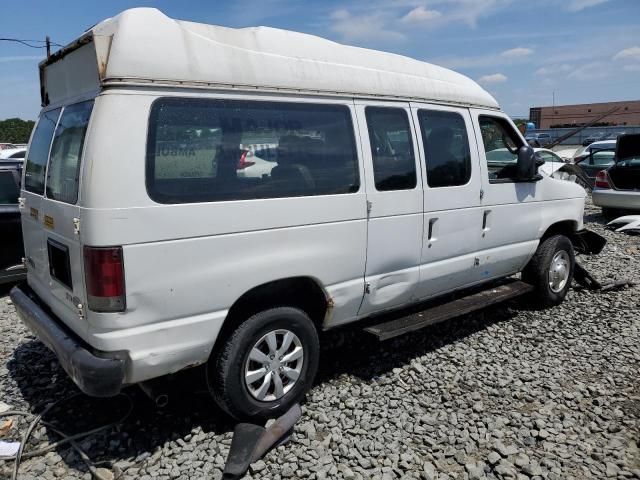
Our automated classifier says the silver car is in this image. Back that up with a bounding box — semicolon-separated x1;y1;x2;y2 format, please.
592;134;640;215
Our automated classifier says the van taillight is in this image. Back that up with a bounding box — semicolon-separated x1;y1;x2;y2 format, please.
83;246;126;312
595;170;611;189
236;149;255;170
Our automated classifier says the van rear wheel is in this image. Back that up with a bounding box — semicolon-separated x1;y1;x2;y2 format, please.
522;235;575;308
207;307;319;420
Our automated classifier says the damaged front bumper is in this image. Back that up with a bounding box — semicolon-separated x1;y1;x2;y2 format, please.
570;229;606;255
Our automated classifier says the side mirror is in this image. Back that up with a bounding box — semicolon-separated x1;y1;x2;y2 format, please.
516;145;537;181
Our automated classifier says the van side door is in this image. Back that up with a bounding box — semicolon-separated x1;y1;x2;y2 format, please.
470;110;542;280
410;104;483;300
355;101;423;316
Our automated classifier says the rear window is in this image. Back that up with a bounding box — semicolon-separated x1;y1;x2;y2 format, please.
146;98;359;203
25;108;61;195
46;100;94;204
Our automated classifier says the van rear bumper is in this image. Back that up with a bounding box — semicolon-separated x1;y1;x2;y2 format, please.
10;284;125;397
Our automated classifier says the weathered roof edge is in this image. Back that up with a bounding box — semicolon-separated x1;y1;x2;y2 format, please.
81;8;499;109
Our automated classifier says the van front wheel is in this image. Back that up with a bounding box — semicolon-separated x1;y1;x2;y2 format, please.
522;235;575;308
208;307;319;420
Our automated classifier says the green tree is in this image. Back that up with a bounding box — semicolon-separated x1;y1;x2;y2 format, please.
0;118;36;144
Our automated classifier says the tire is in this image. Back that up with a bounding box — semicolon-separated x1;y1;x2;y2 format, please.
601;208;618;220
207;307;319;420
522;235;575;308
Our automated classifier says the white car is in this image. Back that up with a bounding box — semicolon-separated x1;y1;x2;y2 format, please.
486;147;573;179
0;148;26;161
573;140;616;162
236;144;278;178
11;8;601;420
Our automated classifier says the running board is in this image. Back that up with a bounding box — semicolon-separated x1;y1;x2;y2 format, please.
364;279;533;341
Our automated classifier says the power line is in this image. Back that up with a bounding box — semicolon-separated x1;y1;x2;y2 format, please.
0;38;63;48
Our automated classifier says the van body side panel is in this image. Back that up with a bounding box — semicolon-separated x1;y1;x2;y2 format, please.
75;92;367;382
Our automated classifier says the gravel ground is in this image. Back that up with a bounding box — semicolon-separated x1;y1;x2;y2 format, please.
1;198;639;480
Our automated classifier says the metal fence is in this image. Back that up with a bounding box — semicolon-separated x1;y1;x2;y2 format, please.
526;125;640;146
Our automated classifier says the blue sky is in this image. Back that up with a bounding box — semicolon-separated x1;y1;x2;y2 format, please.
1;0;639;120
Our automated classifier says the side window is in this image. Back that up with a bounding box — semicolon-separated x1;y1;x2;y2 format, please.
147;98;359;203
0;171;19;204
46;100;94;204
591;150;615;166
536;151;553;163
478;116;524;182
365;107;416;191
418;110;471;188
24;108;61;195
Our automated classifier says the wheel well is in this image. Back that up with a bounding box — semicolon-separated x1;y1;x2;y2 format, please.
215;277;328;350
541;220;578;241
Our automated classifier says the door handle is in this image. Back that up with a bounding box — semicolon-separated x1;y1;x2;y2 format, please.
482;210;491;233
427;218;438;245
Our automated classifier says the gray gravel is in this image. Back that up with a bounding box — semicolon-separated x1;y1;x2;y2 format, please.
1;198;639;480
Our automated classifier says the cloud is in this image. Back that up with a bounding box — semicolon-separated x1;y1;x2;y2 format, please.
500;47;533;58
331;9;350;20
396;0;511;28
477;73;507;84
433;0;512;27
401;6;442;24
612;46;640;61
567;0;610;12
0;56;43;64
535;64;573;76
437;48;534;70
567;61;609;80
330;9;405;43
622;64;640;72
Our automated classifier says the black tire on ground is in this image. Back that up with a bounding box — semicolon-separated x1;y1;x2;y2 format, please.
522;235;575;308
601;207;619;220
207;307;320;421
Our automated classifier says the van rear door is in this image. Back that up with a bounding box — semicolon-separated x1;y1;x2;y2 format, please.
23;101;94;322
22;108;62;293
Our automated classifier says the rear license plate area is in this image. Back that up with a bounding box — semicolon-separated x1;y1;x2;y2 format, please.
47;238;72;289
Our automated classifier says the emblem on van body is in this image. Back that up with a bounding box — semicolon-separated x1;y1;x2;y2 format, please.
44;215;54;229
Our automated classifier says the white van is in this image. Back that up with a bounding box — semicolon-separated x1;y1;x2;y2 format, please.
11;8;601;420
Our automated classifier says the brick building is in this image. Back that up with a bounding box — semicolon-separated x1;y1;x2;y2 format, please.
529;100;640;129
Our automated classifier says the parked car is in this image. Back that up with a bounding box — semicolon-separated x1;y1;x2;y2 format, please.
574;149;616;186
535;148;570;166
582;131;608;146
0;147;27;161
604;131;625;141
592;134;640;216
0;161;26;284
236;147;278;178
11;8;602;420
573;139;616;163
525;132;552;147
486;148;589;190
